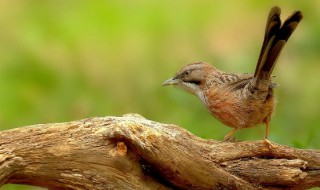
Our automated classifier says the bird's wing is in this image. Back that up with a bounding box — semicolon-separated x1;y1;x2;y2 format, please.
220;73;254;91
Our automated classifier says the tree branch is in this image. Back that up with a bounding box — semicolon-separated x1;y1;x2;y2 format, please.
0;114;319;189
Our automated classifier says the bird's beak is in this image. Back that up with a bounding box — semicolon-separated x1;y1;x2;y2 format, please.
162;77;180;86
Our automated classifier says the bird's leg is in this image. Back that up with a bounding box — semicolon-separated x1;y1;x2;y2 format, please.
265;117;270;139
223;128;239;141
263;118;276;149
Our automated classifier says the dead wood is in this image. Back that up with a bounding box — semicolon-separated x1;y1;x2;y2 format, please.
0;114;319;190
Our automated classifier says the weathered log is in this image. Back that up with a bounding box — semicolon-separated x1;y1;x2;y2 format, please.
0;114;319;189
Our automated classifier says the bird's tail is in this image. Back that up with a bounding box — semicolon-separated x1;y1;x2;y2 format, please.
254;6;303;82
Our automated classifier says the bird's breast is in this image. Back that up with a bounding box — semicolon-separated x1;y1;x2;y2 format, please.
201;88;275;128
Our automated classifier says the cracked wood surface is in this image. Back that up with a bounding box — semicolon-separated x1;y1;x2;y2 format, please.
0;114;319;189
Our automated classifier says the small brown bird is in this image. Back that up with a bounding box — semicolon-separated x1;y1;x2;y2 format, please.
163;6;302;141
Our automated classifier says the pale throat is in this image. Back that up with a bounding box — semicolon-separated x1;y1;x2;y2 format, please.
178;82;208;106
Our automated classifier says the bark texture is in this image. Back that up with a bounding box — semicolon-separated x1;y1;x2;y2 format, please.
0;114;319;190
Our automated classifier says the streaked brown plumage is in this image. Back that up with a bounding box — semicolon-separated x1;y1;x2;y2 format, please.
163;6;303;141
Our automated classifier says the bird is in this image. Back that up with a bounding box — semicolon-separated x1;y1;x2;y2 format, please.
162;6;303;142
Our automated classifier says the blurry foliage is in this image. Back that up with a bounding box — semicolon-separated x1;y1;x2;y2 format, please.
0;1;320;190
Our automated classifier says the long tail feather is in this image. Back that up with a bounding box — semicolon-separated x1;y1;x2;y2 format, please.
254;6;303;81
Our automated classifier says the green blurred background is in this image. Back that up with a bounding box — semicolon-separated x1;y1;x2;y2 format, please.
1;0;319;189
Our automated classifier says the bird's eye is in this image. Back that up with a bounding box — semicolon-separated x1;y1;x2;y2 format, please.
184;70;190;76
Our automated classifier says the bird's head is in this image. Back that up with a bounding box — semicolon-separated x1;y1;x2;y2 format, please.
163;62;215;95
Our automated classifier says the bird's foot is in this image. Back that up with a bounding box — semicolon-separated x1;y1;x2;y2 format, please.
223;137;237;142
263;137;277;149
